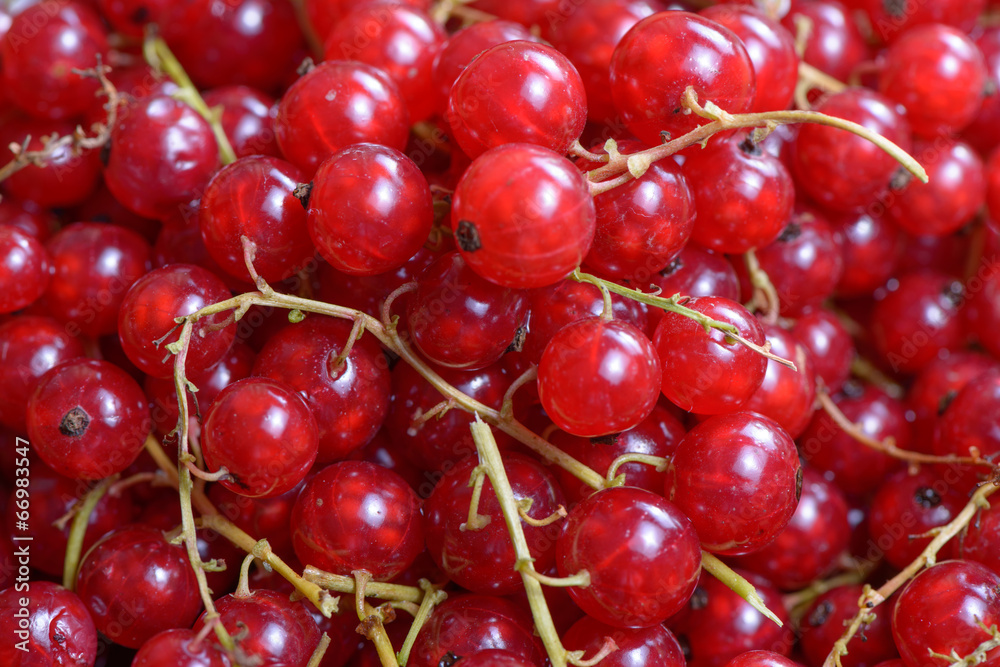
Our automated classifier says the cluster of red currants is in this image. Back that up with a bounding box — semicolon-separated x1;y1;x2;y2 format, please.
1;0;1000;666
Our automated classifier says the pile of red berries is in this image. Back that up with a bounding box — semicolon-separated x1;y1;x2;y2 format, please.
1;0;1000;666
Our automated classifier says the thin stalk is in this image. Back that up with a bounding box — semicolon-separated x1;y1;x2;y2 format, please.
63;477;116;589
397;581;447;666
701;552;784;627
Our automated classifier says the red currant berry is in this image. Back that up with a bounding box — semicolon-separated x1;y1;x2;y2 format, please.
451;143;596;288
202;85;281;159
799;585;897;667
610;12;756;146
860;0;985;44
132;628;230;667
292;460;424;580
0;225;49;314
557;486;702;628
539;316;661;437
790;308;855;395
0;582;96;667
957;499;1000;577
743;324;816;439
433;20;539;106
563;616;686;667
933;367;1000;489
781;1;868;83
831;208;900;297
653;297;767;415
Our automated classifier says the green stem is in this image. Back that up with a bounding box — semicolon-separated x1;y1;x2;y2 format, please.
701;552;784;627
145;35;237;165
397;581;447;666
63;477;116;589
605;454;670;486
471;418;570;667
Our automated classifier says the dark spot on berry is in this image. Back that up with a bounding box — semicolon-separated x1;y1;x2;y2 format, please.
914;486;942;509
660;257;683;277
672;107;682;115
689;586;708;610
456;220;482;252
99;142;111;167
883;0;907;17
795;466;804;502
938;390;958;415
53;631;65;643
777;222;802;243
808;600;833;627
590;433;620;446
129;6;150;24
59;407;90;437
889;166;912;192
439;652;462;667
293;182;312;210
738;136;762;156
505;325;527;354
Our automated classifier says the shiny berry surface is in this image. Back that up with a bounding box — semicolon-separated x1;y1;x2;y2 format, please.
202;85;281;159
292;460;424;580
653;297;767;415
203;377;318;498
557;486;702;628
800;585;898;667
0;582;97;667
743;323;816;439
432;19;539;105
75;526;202;648
118;264;237;379
27;359;150;480
892;560;1000;667
199;155;313;283
933;368;1000;488
0;225;49;315
667;411;801;555
451;144;596;289
610;12;756;146
131;628;230;667
275;61;409;175
539;316;661;437
253;316;391;462
308;143;433;276
447;40;587;158
423;454;566;594
562;616;686;667
104;95;220;220
781;1;867;82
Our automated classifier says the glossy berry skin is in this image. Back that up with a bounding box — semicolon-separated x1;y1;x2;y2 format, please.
42;222;152;338
832;209;900;298
557;486;701;628
194;589;321;667
725;652;806;667
652;244;741;303
671;571;792;667
868;468;966;570
0;117;103;208
799;385;910;496
0;226;49;314
202;85;281;159
409;595;546;667
200;156;313;283
667;412;801;555
308;144;433;276
610;12;754;146
743;323;816;438
965;262;1000;360
0;582;97;667
653;297;767;415
790;308;854;395
407;251;528;370
118;264;237;379
324;3;446;122
451;144;596;289
871;271;964;375
4;467;135;577
958;501;1000;577
887;139;984;238
879;24;986;138
131;629;230;667
203;377;318;498
800;585;897;667
292;461;423;580
861;0;984;43
457;651;537;667
684;134;794;254
27;359;151;480
792;89;911;213
76;526;202;648
751;209;844;317
933;368;1000;489
97;0;170;38
0;2;109;120
254;316;390;462
104;95;220;220
964;28;1000;155
781;1;868;83
731;469;849;590
275;61;409;175
549;404;685;504
892;561;1000;667
579;139;695;280
423;454;566;595
159;0;303;92
539;317;661;437
447;41;587;159
432;20;539;105
0;317;85;431
563;616;686;667
548;0;661;123
700;5;798;113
